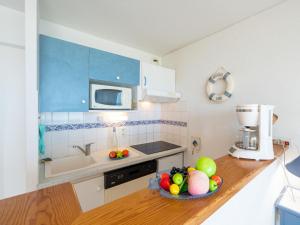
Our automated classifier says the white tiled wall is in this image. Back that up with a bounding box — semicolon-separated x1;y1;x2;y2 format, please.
40;102;188;159
161;101;189;147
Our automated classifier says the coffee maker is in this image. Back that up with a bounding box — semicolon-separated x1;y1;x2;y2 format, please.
229;104;274;160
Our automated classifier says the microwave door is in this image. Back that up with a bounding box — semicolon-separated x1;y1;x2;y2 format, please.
95;89;122;106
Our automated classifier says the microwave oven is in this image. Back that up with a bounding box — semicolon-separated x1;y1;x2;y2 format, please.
90;83;132;110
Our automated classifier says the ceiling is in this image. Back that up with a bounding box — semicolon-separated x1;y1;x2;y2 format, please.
1;0;285;56
0;0;23;11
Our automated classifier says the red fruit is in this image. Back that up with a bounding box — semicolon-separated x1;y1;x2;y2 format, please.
122;149;129;157
211;175;222;186
109;151;117;158
159;178;170;191
160;173;170;180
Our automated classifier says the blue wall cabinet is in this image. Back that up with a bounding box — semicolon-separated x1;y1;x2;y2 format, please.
89;48;140;86
39;35;89;112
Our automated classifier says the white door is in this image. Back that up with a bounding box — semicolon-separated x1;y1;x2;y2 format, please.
141;62;175;92
73;176;104;212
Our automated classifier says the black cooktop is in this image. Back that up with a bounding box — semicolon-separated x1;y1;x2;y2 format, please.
131;141;181;155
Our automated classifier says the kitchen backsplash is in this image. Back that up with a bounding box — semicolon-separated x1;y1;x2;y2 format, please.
40;102;188;159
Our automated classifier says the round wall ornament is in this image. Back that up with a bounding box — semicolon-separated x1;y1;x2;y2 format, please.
206;67;234;102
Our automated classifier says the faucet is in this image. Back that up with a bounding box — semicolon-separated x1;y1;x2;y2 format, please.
73;143;94;156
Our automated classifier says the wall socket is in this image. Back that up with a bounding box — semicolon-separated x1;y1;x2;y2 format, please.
191;136;201;154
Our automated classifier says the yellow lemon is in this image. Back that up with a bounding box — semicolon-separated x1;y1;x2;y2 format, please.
187;167;196;173
169;184;180;195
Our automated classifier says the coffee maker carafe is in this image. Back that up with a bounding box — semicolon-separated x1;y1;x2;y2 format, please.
237;127;258;150
229;104;274;160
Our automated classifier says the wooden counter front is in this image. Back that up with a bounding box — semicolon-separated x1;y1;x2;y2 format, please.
0;145;283;225
0;183;81;225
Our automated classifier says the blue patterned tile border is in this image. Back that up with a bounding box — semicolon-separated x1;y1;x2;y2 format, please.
44;120;187;132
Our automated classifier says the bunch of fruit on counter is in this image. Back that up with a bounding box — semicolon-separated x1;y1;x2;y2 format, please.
109;149;129;159
159;157;222;196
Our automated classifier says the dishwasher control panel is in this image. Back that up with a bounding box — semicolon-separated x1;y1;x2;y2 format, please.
104;160;157;189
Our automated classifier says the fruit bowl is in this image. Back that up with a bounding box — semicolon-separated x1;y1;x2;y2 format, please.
149;176;223;200
148;160;223;200
109;155;128;160
108;149;129;160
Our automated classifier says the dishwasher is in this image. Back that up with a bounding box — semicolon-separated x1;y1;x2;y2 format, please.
104;160;157;203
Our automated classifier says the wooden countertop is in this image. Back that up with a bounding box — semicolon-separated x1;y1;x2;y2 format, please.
0;145;283;225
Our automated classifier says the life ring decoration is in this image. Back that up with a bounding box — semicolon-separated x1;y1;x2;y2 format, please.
206;68;234;102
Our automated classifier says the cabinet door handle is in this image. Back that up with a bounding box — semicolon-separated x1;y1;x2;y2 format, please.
96;186;102;192
116;76;120;80
82;100;86;104
144;76;147;86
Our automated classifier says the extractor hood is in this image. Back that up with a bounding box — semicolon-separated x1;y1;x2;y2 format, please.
140;89;181;103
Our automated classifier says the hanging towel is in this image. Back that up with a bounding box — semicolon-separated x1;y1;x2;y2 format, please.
39;124;46;155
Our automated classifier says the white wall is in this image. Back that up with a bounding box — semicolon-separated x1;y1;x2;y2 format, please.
0;5;26;199
39;20;160;63
162;0;300;165
0;5;24;48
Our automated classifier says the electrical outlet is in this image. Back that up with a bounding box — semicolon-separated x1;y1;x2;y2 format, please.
191;136;201;154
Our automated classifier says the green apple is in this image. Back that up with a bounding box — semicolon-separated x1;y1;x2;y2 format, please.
209;179;218;192
172;173;183;185
195;157;217;177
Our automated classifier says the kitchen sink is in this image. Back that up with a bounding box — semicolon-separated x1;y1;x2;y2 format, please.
44;148;142;178
45;155;97;178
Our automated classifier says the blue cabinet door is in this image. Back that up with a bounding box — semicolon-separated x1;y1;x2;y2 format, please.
39;35;89;112
89;48;140;86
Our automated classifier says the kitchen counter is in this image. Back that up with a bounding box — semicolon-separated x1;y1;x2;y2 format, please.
39;146;187;188
0;183;81;225
0;145;284;225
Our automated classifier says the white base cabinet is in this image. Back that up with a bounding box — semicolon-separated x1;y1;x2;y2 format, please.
157;153;184;172
73;176;104;212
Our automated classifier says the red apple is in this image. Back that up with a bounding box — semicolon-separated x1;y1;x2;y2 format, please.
160;178;170;191
122;149;129;157
211;175;222;186
109;151;116;158
160;173;170;180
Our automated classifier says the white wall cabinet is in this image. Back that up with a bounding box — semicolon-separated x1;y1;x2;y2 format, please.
73;176;104;212
157;153;184;172
142;62;175;92
139;62;180;102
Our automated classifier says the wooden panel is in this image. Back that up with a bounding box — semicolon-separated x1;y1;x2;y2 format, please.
39;35;89;112
0;183;81;225
73;145;284;225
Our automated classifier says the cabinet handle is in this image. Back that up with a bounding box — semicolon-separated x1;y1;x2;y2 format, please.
116;76;120;80
144;76;147;86
81;100;86;104
96;186;102;192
